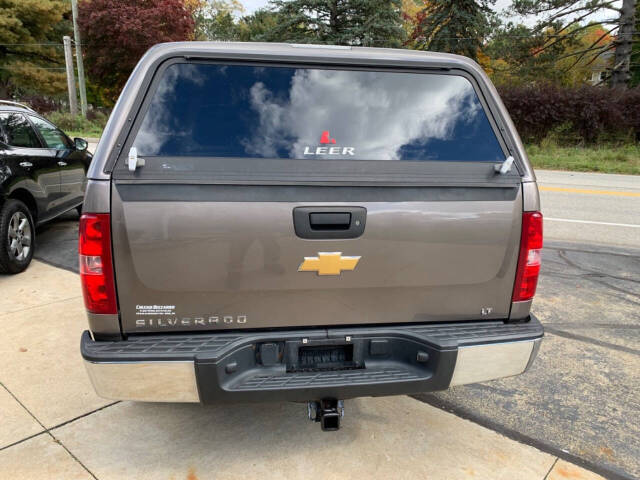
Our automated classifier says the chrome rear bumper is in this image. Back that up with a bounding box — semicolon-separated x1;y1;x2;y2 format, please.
82;318;543;403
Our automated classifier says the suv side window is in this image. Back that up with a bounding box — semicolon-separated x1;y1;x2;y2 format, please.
0;113;41;148
28;115;72;150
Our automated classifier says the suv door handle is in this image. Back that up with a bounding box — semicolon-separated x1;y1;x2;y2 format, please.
19;161;33;168
293;207;367;239
57;161;67;166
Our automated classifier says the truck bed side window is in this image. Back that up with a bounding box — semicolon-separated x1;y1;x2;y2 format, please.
133;64;505;162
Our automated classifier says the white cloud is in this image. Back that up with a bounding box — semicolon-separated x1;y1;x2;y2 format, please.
243;69;480;160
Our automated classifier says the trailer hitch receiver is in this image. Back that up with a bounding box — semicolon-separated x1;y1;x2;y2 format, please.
307;399;344;431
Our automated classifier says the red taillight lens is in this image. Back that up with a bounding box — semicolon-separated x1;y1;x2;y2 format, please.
512;211;543;302
79;213;117;314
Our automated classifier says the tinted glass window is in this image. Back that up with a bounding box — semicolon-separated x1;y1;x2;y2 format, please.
133;63;505;162
0;113;40;148
28;115;72;149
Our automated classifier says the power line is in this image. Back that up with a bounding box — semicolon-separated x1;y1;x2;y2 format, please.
0;66;66;70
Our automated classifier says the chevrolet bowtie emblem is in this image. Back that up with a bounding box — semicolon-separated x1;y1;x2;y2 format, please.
298;252;361;276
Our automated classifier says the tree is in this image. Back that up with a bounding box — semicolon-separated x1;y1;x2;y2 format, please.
236;10;280;41
264;0;405;47
77;0;195;103
482;23;615;87
191;0;244;41
407;0;495;59
0;0;72;98
629;0;640;86
512;0;638;88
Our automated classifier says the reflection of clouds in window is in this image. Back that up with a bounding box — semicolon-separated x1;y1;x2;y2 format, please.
244;70;480;160
134;64;205;155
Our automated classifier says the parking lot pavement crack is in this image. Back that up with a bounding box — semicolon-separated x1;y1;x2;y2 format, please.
0;431;48;452
557;250;640;285
1;382;47;435
51;436;99;480
48;401;120;432
542;271;640;307
543;458;559;480
545;327;640;357
0;381;114;479
545;245;640;261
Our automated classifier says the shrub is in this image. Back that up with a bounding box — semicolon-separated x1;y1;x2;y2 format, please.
45;110;108;137
498;84;640;145
11;95;63;114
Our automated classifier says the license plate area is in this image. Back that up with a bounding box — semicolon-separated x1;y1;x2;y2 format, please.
288;344;359;372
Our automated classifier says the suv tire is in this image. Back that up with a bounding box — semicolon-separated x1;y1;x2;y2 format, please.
0;199;35;274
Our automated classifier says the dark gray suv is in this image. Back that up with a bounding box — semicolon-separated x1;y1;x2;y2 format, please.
79;43;543;430
0;102;92;273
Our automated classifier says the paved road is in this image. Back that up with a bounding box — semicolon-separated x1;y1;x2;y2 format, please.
536;170;639;249
27;169;640;479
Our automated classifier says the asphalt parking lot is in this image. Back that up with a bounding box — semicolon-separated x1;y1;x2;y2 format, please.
1;168;638;479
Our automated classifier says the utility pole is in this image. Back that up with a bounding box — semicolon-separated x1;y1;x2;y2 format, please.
63;36;78;117
611;0;636;88
71;0;87;117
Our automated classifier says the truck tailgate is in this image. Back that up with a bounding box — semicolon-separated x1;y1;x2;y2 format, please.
111;183;521;332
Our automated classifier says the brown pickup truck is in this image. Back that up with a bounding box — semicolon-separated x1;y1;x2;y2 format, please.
79;42;543;431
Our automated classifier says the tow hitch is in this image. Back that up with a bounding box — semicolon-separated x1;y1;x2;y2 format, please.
308;399;344;431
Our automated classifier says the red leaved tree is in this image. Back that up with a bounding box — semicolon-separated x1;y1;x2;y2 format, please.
78;0;195;104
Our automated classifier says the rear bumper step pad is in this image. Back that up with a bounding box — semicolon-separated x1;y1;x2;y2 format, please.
81;317;543;403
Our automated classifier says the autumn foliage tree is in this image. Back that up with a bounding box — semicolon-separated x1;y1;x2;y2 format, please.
0;0;72;98
77;0;195;103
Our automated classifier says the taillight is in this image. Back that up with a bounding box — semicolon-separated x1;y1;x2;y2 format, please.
79;213;117;314
512;211;543;302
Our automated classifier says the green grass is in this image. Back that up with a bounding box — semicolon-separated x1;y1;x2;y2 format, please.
45;111;107;141
527;144;640;175
65;129;102;140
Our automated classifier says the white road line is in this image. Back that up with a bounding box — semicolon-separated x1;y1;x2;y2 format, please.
545;217;640;228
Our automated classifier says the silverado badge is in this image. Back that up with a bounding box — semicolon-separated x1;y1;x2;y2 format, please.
298;252;361;276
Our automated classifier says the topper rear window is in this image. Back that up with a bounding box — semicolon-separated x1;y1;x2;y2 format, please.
132;63;505;162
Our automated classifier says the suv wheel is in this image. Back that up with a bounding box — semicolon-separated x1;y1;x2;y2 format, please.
0;199;35;274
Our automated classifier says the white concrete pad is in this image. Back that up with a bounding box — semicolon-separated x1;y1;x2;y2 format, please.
0;386;42;449
0;262;111;428
0;434;92;480
54;396;556;480
0;261;81;315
